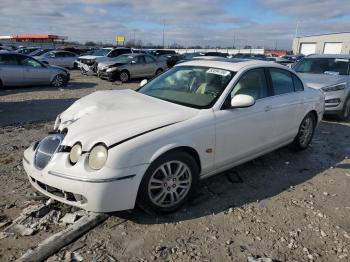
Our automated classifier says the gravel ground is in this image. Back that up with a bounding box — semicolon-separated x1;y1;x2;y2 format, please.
0;71;350;261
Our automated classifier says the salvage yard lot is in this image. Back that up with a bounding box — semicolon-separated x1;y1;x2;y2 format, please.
0;71;350;261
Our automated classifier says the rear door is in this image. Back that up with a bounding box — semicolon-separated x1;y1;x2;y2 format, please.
144;55;158;76
265;67;304;144
0;54;24;86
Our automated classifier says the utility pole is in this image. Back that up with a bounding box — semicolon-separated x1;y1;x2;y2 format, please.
162;19;165;49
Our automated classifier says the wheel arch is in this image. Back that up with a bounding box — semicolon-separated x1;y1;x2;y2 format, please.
149;145;202;174
308;110;318;123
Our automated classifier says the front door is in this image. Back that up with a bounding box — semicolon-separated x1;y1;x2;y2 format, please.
214;68;276;168
19;56;51;85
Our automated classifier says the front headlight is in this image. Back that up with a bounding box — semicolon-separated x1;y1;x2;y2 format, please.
69;143;82;165
321;83;346;92
54;115;61;130
106;67;118;73
88;144;108;170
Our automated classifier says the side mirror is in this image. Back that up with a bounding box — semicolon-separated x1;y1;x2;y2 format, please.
131;60;136;64
140;79;148;87
231;94;255;108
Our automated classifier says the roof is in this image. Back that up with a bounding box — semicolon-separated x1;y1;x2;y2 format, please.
296;31;350;38
176;59;279;72
306;54;350;59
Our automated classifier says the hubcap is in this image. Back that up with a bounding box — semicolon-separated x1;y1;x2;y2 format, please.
299;116;313;146
120;72;128;82
344;99;350;119
148;160;192;208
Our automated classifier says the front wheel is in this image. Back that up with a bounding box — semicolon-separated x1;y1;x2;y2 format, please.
155;68;163;76
338;97;350;121
51;74;67;88
137;151;199;214
292;113;316;150
119;71;130;82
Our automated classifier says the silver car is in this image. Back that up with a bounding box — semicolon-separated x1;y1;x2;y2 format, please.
294;54;350;120
98;53;166;82
35;51;78;69
0;53;70;88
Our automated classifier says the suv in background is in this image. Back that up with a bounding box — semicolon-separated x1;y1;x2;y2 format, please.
293;54;350;120
77;47;132;74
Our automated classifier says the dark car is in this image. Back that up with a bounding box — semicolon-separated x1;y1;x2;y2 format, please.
149;49;177;56
204;52;229;57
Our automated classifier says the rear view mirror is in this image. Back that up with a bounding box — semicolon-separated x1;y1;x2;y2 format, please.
140;79;148;87
231;94;255;108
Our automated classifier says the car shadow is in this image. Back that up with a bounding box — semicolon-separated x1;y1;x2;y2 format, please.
0;98;77;126
0;82;97;97
111;121;350;224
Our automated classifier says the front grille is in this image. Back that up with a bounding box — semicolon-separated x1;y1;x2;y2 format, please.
34;134;64;170
30;176;87;204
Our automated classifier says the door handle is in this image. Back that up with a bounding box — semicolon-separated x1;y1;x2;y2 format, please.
264;105;272;112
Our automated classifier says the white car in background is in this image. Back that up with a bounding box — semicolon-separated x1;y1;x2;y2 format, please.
35;51;78;69
294;54;350;120
76;47;132;74
23;60;324;214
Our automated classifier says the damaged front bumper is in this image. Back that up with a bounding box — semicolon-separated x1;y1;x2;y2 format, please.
23;145;148;213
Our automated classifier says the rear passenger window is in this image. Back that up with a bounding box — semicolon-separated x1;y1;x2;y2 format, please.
145;56;156;63
270;68;294;95
292;74;304;91
231;68;268;100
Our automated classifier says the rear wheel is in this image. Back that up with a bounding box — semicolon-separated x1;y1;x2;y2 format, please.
137;151;199;214
293;113;316;150
119;70;130;82
338;97;350;121
51;74;67;88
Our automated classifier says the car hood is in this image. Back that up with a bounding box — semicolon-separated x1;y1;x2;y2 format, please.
78;55;104;60
58;89;198;150
99;61;127;68
297;73;347;89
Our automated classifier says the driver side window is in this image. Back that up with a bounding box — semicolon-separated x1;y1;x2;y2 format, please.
231;68;268;100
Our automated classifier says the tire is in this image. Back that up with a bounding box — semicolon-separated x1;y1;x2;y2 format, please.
338;96;350;121
119;70;130;82
155;68;163;76
137;151;199;214
0;78;3;88
73;62;78;70
292;113;316;150
51;74;67;88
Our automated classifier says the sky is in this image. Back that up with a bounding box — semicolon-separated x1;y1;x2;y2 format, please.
0;0;349;49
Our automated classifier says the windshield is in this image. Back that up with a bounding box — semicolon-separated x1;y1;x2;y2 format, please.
138;66;235;109
92;48;112;56
293;58;350;75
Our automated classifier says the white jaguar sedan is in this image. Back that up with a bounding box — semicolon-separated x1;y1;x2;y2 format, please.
23;60;325;214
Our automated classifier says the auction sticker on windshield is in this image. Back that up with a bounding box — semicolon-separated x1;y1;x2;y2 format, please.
207;68;231;76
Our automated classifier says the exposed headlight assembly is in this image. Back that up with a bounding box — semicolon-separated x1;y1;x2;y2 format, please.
321;83;346;92
88;144;108;170
69;143;82;165
106;67;118;73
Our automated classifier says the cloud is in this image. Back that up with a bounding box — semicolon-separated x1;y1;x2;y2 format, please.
259;0;350;19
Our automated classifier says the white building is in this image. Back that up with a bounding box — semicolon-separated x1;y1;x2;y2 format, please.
292;32;350;55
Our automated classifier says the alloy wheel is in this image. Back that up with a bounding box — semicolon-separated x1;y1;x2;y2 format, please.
298;116;314;147
120;72;129;82
52;75;64;87
343;99;350;119
148;160;192;208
